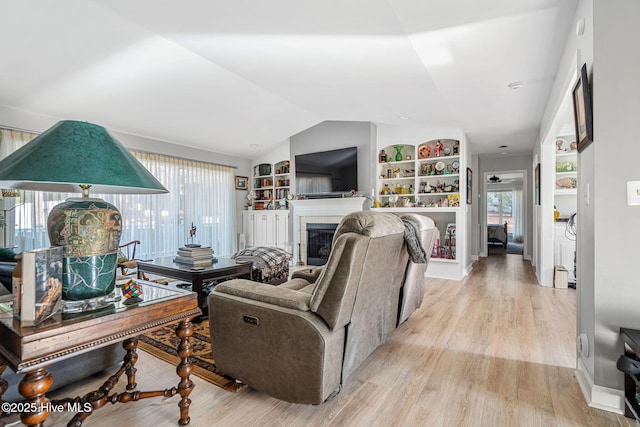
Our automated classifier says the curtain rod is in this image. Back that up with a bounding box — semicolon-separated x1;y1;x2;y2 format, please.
0;125;238;170
0;124;40;134
129;148;238;170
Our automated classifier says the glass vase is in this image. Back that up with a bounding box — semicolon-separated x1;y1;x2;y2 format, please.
393;145;404;161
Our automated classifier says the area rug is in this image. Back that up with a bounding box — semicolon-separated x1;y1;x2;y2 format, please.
137;320;244;392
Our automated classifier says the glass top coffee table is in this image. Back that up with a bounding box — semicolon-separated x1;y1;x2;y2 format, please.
0;281;201;426
136;257;252;321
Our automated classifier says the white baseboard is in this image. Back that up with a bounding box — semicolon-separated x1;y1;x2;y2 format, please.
575;358;624;415
463;262;473;278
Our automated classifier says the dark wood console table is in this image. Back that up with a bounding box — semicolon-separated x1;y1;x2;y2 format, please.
0;281;201;426
137;257;252;320
620;328;640;420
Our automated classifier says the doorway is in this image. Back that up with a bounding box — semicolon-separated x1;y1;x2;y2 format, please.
483;171;526;256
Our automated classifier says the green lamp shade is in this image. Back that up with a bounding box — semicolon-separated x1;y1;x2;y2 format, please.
0;120;168;194
0;120;168;310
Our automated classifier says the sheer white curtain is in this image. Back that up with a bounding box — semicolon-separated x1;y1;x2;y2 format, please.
512;183;524;243
109;151;237;258
0;130;237;257
0;129;39;248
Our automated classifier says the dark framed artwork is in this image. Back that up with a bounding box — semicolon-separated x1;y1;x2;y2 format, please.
534;164;540;205
573;63;593;152
235;176;248;190
466;168;472;204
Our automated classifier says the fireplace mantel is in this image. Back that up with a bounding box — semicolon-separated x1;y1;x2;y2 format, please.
289;197;367;265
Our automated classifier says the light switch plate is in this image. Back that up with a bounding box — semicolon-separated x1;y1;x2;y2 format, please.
627;181;640;205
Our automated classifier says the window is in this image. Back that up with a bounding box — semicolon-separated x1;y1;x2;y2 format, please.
487;190;513;234
0;129;237;257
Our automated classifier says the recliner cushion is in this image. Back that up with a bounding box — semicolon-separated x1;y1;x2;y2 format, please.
215;279;312;311
309;234;369;330
333;211;404;241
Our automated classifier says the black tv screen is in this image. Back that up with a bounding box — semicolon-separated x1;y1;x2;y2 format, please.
295;147;358;195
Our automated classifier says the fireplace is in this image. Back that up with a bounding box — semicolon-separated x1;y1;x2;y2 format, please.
306;223;338;266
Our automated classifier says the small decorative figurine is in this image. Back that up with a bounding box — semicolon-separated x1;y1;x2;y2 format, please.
379;150;388;163
189;222;197;244
435;140;443;157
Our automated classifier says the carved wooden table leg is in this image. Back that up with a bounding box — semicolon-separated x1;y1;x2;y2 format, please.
175;319;195;426
123;337;139;390
18;367;53;427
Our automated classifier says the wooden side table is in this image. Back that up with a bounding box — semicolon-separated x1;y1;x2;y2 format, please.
0;281;201;426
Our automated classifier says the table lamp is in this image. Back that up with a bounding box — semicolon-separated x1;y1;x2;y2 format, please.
0;120;168;312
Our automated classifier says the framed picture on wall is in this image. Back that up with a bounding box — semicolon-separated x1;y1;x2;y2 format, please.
534;164;540;205
573;63;593;152
235;176;248;190
466;168;472;205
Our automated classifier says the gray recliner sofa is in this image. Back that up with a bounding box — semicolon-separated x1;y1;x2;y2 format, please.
208;211;436;404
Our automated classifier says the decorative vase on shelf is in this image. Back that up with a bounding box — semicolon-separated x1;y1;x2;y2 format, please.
393;145;404;161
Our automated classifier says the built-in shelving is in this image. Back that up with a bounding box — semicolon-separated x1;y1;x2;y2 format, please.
375;138;463;266
252;160;291;209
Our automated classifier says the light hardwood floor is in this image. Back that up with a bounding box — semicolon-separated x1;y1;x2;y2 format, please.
35;255;629;426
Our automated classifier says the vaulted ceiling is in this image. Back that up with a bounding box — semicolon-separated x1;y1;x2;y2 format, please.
0;0;577;159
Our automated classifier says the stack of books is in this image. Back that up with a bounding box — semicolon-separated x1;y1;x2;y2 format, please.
174;246;215;266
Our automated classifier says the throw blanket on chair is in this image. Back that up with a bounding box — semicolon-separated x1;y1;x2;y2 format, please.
232;246;292;285
401;217;428;264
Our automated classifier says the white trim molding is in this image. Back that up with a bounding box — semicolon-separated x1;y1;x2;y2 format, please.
575;358;624;415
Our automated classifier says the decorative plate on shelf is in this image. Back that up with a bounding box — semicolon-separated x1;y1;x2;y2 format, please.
418;143;432;159
435;161;445;172
452;160;460;172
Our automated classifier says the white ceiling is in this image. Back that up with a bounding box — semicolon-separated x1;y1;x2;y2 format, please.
0;0;577;159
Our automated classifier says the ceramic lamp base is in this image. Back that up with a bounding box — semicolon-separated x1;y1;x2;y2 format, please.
62;253;118;300
47;197;122;310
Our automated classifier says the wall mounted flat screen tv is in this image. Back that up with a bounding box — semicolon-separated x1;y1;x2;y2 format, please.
295;147;358;196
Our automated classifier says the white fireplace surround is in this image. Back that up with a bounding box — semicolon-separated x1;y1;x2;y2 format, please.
289;197;367;265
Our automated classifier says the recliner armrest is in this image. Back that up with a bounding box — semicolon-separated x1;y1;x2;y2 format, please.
214;279;312;311
291;266;324;283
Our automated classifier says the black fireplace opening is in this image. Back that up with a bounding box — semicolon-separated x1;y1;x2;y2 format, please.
306;223;338;266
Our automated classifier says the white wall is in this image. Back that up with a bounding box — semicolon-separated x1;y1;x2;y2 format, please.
590;0;640;395
537;0;640;413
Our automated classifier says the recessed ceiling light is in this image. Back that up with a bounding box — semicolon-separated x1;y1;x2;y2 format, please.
249;144;259;149
399;116;409;120
507;81;524;90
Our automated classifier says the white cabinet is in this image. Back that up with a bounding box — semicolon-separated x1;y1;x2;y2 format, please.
274;211;289;249
242;210;290;251
254;212;275;246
